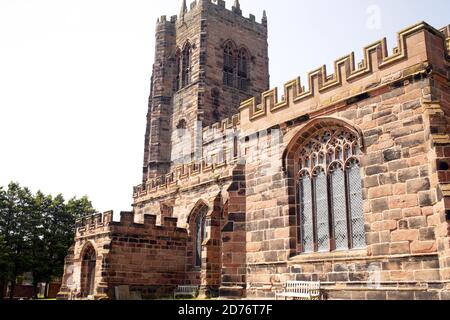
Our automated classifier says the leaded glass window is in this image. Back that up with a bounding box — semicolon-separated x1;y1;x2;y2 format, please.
299;172;314;253
330;163;349;250
347;159;366;249
314;168;330;252
297;127;366;253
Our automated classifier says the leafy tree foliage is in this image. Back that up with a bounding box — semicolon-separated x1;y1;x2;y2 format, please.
0;182;96;299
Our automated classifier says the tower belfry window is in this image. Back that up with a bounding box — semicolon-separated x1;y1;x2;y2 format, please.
182;43;192;88
174;50;181;91
238;48;249;91
223;43;234;87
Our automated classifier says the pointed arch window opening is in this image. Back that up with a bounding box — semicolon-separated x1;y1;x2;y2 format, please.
80;245;96;297
174;50;181;91
194;206;208;268
238;48;249;91
296;128;366;254
223;43;234;87
181;44;192;88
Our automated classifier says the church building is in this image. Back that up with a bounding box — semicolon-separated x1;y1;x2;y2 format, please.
58;0;450;300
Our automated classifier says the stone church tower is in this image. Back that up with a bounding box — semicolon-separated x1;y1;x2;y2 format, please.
142;0;269;182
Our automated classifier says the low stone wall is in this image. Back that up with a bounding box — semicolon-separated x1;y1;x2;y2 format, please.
58;212;189;300
104;213;188;299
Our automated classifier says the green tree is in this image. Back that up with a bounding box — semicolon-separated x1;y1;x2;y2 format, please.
0;183;34;299
0;187;11;298
30;193;96;298
0;182;97;299
0;235;13;299
29;191;52;298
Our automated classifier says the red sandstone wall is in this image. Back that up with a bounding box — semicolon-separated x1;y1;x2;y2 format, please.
58;212;189;299
241;23;450;300
105;213;188;297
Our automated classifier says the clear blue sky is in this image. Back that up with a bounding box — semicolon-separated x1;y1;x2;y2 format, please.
0;0;448;217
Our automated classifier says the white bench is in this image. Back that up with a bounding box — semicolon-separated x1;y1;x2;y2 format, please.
275;281;321;300
173;285;199;299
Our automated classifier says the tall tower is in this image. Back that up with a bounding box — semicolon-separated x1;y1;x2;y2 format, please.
142;0;270;182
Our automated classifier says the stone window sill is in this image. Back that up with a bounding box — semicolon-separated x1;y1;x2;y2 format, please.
289;249;368;264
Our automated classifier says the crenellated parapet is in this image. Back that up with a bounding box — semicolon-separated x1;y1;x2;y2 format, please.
76;211;187;236
202;114;240;143
238;22;449;129
156;14;178;25
133;155;237;198
76;211;113;232
112;211;187;233
176;0;267;28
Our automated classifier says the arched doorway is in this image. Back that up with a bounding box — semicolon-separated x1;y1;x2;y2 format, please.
80;244;96;297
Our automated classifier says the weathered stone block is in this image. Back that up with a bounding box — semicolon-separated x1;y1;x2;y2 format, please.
410;241;437;254
369;185;393;199
391;229;419;242
398;168;420;183
390;241;410;254
371;198;389;213
406;178;431;194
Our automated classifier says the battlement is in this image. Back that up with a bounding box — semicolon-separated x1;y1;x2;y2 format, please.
158;0;266;28
157;15;178;24
205;0;267;27
76;211;187;234
75;211;113;230
238;21;449;131
202;113;240;143
115;211;184;231
134;153;237;198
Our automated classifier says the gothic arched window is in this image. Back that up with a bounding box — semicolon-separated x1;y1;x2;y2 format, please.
174;49;181;91
194;207;208;267
182;43;192;88
237;48;249;91
223;42;234;87
297;128;366;253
